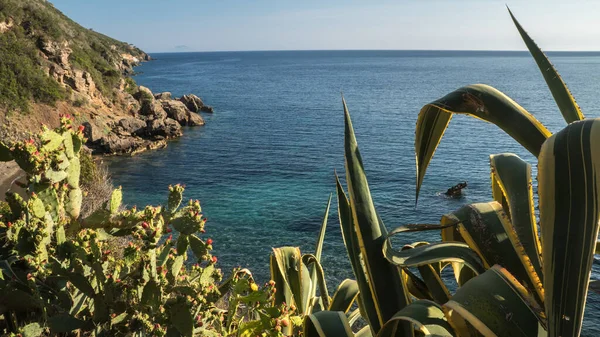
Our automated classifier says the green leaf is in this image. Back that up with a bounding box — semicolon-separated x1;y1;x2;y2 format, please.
65;272;96;297
490;153;543;281
379;300;455;337
441;202;544;305
110;187;122;215
402;243;451;305
304;311;354;337
176;234;189;255
335;174;379;333
31;197;45;218
141;280;161;307
0;142;13;161
384;240;485;275
170;301;194;337
171;255;185;280
188;234;207;260
508;8;583;123
66;156;80;187
303;254;330;310
329;279;359;313
415;84;551;201
48;314;87;333
66;187;82;219
270;247;307;313
444;266;546;337
343;97;412;336
111;312;128;325
22;322;44;337
45;169;67;183
41;129;63;152
238;320;264;337
0;289;41;314
310;194;332;305
538;119;600;337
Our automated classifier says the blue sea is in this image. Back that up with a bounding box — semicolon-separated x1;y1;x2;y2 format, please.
106;50;600;333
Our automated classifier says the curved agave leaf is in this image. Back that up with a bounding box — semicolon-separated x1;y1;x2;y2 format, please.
444;266;546;337
329;279;359;313
441;202;544;305
405;242;451;305
309;195;332;309
270;247;310;314
304;311;354;337
415;84;551;201
336;174;380;333
303;254;331;310
384;240;485;276
538;119;600;337
490;153;543;280
508;8;584;123
403;267;434;301
378;300;455;337
343;98;412;336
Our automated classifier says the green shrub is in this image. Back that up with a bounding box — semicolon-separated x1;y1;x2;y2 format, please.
0;30;65;113
124;77;138;96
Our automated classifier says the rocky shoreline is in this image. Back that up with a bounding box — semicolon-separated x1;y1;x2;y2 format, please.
84;85;214;156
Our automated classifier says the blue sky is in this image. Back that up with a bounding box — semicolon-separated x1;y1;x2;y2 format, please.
50;0;600;53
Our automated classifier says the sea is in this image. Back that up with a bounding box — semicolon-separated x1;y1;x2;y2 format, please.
105;50;600;333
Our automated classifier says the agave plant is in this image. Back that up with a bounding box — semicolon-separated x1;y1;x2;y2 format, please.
304;8;599;337
270;195;362;335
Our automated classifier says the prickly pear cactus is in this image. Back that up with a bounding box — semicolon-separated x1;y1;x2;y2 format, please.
0;116;295;336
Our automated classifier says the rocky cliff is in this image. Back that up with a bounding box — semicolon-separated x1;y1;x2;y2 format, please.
0;0;213;155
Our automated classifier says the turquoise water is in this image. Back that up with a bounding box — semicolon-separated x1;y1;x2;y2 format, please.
106;50;600;333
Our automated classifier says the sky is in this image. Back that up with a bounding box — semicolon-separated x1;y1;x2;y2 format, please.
50;0;600;53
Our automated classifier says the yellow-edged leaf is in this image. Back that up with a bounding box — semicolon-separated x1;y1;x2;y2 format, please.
508;7;584;123
490;153;543;281
378;300;455;337
538;119;600;337
309;194;332;308
336;173;380;333
415;84;551;201
441;202;544;305
304;311;354;337
329;279;359;313
343;98;412;336
444;265;546;337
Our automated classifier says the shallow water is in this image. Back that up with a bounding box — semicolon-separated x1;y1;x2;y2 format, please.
106;50;600;334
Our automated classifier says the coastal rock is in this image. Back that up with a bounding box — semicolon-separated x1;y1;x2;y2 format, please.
160;100;190;125
82;122;103;143
118;117;146;135
98;134;146;155
200;105;214;113
140;100;167;120
187;111;205;126
39;40;71;67
154;92;172;100
179;94;204;112
64;69;98;98
133;86;154;102
121;93;140;113
146;118;182;139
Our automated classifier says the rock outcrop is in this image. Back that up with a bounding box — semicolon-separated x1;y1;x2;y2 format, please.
180;94;214;113
154;92;172;100
84;85;210;155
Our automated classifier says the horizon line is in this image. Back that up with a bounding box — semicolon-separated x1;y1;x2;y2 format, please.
145;48;600;54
